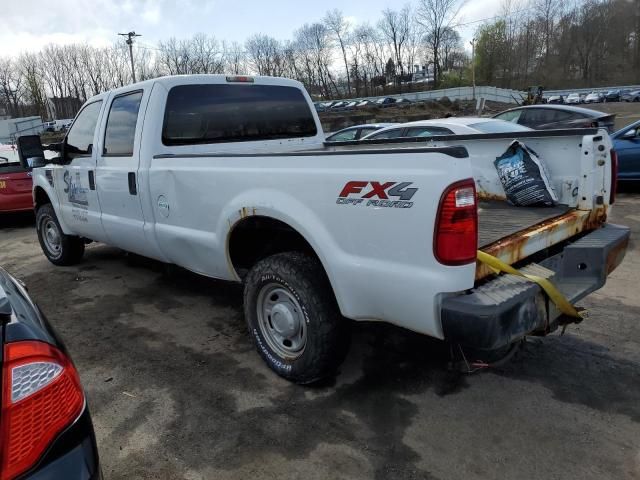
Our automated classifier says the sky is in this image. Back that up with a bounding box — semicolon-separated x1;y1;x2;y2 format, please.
0;0;503;58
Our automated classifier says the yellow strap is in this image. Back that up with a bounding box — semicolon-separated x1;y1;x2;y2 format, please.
477;250;584;319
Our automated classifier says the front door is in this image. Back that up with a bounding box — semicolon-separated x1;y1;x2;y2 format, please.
56;100;107;242
95;89;148;255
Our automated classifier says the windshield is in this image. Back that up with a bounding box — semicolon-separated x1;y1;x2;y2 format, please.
0;145;20;168
469;121;531;133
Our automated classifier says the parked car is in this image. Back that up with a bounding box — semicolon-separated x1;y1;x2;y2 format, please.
356;100;374;108
547;95;564;104
325;123;398;142
393;98;413;107
604;89;628;102
360;117;532;140
584;92;604;103
612;119;640;182
343;101;358;111
565;93;582;104
43;121;56;132
0;145;33;214
621;90;640;102
0;266;101;479
329;101;349;110
375;97;395;107
493;104;616;133
314;102;326;113
22;74;628;384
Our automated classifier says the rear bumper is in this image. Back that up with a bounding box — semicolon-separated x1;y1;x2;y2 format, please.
441;224;630;350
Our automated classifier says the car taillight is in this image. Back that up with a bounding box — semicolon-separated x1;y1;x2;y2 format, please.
610;149;618;205
434;179;478;265
0;341;84;480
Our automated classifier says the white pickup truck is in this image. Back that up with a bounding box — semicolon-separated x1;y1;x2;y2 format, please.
18;75;629;383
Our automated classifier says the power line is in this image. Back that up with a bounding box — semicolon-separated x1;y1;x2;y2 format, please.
450;6;537;30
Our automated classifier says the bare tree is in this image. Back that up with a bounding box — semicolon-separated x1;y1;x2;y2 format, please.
245;34;286;76
378;6;412;82
417;0;466;88
223;41;247;74
324;9;352;95
0;58;24;117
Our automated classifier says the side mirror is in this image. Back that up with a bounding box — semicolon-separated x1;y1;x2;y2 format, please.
16;135;45;169
623;128;640;139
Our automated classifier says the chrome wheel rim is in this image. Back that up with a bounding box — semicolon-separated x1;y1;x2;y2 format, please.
42;218;62;258
256;283;307;359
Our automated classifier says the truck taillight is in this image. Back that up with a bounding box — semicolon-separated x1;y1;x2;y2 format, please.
434;179;478;266
610;149;618;205
0;341;84;480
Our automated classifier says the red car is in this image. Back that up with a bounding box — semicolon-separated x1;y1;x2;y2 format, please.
0;148;33;213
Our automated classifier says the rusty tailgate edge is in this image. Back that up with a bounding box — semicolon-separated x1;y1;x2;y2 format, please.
476;206;608;281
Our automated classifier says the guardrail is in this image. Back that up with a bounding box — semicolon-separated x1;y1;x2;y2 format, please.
326;86;526;106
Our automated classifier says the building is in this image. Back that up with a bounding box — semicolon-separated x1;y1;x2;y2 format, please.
0;117;44;144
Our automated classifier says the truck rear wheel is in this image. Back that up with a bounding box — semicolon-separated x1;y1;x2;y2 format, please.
36;204;85;266
244;252;349;384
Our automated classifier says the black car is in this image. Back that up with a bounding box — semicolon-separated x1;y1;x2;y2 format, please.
375;97;395;107
604;89;628;102
493;104;616;133
0;267;101;480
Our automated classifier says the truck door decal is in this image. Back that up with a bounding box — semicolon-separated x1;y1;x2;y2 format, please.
63;170;89;207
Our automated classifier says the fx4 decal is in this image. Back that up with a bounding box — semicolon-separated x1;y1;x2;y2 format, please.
337;181;417;208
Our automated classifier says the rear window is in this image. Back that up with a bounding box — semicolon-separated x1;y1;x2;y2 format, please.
366;128;405;140
469;120;531;133
406;126;454;137
162;84;317;146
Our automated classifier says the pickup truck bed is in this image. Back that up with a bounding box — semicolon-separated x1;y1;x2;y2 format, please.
478;201;572;247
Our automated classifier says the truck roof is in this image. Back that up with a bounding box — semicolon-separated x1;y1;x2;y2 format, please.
84;74;307;105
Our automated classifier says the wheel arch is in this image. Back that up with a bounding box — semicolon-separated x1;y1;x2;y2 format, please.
226;214;346;314
33;185;51;210
33;183;72;234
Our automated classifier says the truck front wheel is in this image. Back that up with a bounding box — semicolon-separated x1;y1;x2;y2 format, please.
244;252;350;384
36;204;85;266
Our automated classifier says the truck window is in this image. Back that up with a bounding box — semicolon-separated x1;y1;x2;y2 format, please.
66;101;103;159
103;91;143;156
162;84;317;146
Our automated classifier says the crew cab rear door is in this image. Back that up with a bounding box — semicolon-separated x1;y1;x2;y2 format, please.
95;89;149;255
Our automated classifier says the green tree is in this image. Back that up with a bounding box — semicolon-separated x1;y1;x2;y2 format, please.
475;20;508;86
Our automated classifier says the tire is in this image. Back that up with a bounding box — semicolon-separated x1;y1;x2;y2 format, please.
244;252;350;384
36;203;85;266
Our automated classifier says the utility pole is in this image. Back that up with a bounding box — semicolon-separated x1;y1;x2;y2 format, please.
470;38;476;101
118;31;141;83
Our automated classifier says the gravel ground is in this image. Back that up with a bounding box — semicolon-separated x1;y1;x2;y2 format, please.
0;193;639;480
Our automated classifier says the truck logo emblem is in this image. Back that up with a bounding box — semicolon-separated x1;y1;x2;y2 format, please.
336;181;417;208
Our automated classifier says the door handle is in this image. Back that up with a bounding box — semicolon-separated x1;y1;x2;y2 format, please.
128;172;137;195
88;170;95;190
